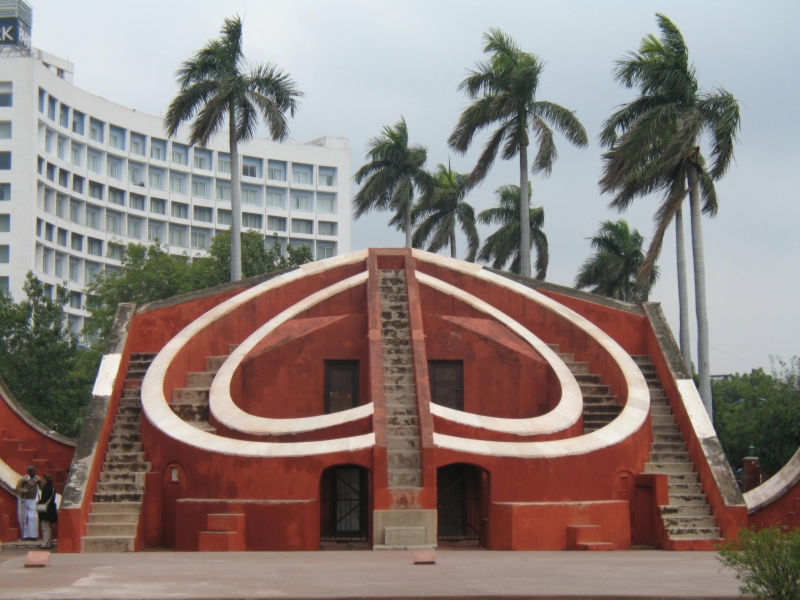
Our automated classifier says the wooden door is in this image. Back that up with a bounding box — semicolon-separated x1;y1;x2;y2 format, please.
325;361;359;414
429;361;463;411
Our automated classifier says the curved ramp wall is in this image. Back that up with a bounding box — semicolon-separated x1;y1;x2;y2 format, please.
745;447;800;530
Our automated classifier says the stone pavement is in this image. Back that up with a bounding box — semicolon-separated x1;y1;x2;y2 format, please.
0;549;745;599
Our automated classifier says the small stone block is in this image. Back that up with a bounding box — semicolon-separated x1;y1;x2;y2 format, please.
385;526;426;547
24;550;50;567
413;550;436;564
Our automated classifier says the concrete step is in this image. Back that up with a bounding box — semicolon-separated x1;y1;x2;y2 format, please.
662;515;717;529
649;451;691;462
647;381;663;390
206;356;229;373
131;353;157;362
386;415;418;427
583;405;622;414
88;512;139;524
666;527;720;539
94;491;144;503
669;493;708;506
661;504;711;517
582;395;618;406
98;471;136;483
383;329;411;341
643;462;694;474
127;360;152;371
579;384;610;396
112;423;139;434
667;473;699;484
650;406;672;416
388;470;422;488
118;405;141;416
384;383;417;395
668;482;703;494
557;353;575;362
381;309;409;320
85;522;138;537
574;374;602;384
384;393;417;406
186;372;214;388
653;432;684;443
567;363;590;375
653;423;680;434
546;343;560;352
90;502;141;514
105;451;146;463
172;388;209;404
121;389;142;399
651;415;676;425
387;436;419;450
102;461;151;473
631;355;652;365
652;442;686;452
124;379;142;390
81;536;136;552
190;421;217;434
171;403;209;422
384;374;415;386
382;346;412;356
96;481;142;493
109;433;141;444
384;364;413;374
388;451;421;469
385;405;417;416
126;370;148;381
380;293;409;303
638;364;656;374
386;425;420;437
383;338;412;348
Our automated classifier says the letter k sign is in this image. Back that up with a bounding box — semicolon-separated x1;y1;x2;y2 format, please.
0;26;13;42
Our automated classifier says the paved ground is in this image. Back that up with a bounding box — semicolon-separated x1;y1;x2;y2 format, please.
0;549;744;600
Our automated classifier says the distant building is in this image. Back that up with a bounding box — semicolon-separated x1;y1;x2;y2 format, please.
0;0;351;334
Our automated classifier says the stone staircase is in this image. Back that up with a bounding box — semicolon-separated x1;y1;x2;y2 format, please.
380;270;422;489
547;344;622;434
636;355;721;545
168;346;239;435
81;353;154;552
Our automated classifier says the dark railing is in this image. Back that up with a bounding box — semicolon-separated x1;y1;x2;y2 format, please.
320;467;369;542
437;464;481;541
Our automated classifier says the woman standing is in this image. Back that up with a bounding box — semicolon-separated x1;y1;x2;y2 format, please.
38;473;57;549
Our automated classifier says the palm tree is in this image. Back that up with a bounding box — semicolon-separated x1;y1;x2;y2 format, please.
353;118;432;248
477;184;548;278
449;28;587;278
164;16;302;281
411;163;479;261
575;220;659;302
599;14;740;416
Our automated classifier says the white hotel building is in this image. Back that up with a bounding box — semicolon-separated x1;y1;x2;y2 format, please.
0;38;352;334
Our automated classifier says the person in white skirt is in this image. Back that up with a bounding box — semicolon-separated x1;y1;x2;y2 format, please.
16;465;42;541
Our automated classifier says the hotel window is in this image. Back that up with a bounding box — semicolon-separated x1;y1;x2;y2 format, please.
172;150;183;164
45;131;53;153
291;219;313;235
0;183;9;200
57;140;65;159
0;122;10;139
169;228;184;246
151;145;163;160
0;214;8;232
107;244;123;261
191;232;207;249
218;159;231;173
56;198;64;218
48;98;57;121
109;188;124;206
86;210;98;229
88;239;103;257
55;258;62;277
242;213;262;228
266;192;282;208
267;216;286;232
68;262;77;281
318;245;335;260
110;134;120;149
71;146;80;166
193;156;207;170
130;194;146;211
318;197;335;213
59;108;68;128
242;164;257;177
267;167;283;181
193;207;213;223
149;172;162;189
318;221;338;236
169;176;183;194
72;176;84;194
71;234;82;251
127;220;140;239
0;82;12;107
45;223;54;241
242;188;257;205
106;215;118;234
217;210;231;225
171;202;189;219
57;229;67;246
128;166;141;184
0;152;11;170
291;194;310;211
322;173;335;186
88;182;103;200
58;169;69;188
150;199;166;215
70;204;79;223
107;161;119;179
85;266;97;285
216;184;231;201
292;171;309;184
148;224;161;242
130;140;142;155
89;126;100;142
87;154;98;172
191;180;208;198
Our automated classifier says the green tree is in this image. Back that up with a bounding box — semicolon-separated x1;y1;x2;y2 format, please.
164;15;302;282
574;220;659;302
477;184;548;278
84;244;194;343
411;163;480;261
0;273;99;438
449;28;587;278
353;117;432;248
600;13;741;416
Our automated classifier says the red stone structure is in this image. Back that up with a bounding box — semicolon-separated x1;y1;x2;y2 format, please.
11;248;795;552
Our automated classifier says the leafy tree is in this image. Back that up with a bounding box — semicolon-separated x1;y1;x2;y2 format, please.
0;273;99;438
449;28;587;278
717;527;800;600
84;244;194;343
411;163;480;261
353;117;432;248
477;184;548;278
600;13;741;416
165;15;302;282
574;220;659;302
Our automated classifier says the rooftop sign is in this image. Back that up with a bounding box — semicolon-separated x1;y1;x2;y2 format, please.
0;0;31;50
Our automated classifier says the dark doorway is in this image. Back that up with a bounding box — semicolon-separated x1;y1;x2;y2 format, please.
325;361;359;414
437;464;481;542
320;466;369;542
429;361;463;411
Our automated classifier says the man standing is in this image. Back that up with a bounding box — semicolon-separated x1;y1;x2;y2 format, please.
16;465;42;541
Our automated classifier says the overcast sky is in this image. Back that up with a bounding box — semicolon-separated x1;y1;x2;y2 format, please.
32;0;799;375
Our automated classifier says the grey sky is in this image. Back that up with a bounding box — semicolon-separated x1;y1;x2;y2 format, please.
33;0;799;375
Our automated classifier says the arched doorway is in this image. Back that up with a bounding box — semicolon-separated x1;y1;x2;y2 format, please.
437;463;485;545
320;466;370;543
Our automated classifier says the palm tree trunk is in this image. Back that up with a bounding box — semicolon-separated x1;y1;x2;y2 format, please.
228;101;242;281
404;197;412;248
675;205;693;372
450;223;457;259
687;163;712;417
519;144;532;278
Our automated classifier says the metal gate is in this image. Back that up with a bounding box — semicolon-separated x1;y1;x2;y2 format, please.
437;464;480;541
320;466;369;542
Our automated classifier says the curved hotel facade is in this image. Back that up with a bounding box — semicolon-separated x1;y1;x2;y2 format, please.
0;43;351;334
